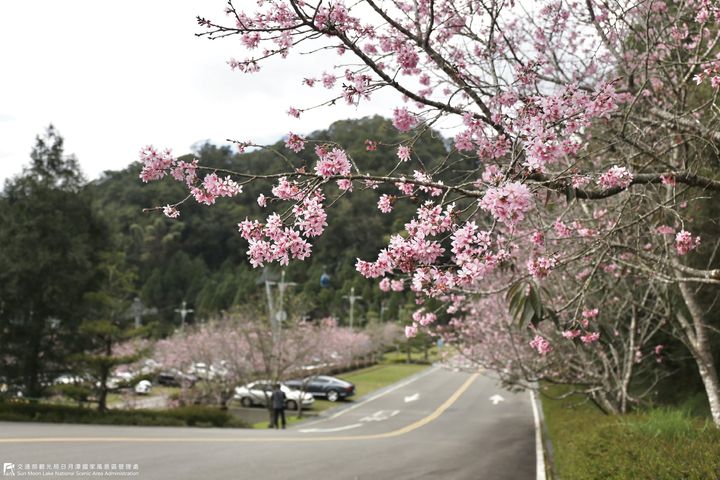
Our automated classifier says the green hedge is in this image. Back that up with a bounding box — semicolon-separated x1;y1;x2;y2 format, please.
541;385;720;480
0;400;247;428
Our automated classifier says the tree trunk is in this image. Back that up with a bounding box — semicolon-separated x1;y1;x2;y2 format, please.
696;350;720;426
97;337;112;412
591;391;619;415
677;281;720;427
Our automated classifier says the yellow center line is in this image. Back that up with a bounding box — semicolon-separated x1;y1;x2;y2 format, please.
0;373;479;444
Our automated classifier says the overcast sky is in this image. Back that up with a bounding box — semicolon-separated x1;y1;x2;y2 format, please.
0;1;395;185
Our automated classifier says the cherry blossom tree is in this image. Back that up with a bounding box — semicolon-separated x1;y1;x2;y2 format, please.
140;0;720;425
438;269;671;414
152;312;377;411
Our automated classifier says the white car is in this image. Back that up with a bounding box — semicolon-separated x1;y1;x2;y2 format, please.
53;374;85;385
188;362;228;380
96;377;121;390
188;362;210;379
234;381;314;410
134;380;152;395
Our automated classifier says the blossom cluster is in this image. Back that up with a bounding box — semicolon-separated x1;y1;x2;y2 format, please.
529;335;552;355
527;256;557;280
675;230;701;255
479;182;533;226
598;165;634;190
315;146;352;177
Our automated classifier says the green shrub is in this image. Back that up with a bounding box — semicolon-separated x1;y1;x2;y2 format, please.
52;384;93;405
0;399;247;428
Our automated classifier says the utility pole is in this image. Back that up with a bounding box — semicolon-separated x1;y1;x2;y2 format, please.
343;287;363;330
265;269;296;334
262;269;296;381
175;300;194;330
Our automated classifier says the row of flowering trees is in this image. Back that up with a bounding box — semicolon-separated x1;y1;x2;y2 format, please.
147;313;397;408
139;0;720;425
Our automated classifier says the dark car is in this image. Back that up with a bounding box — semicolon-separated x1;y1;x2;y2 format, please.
157;369;197;387
285;375;355;402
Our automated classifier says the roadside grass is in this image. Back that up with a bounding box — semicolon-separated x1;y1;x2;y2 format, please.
383;346;441;365
249;362;430;428
541;384;720;480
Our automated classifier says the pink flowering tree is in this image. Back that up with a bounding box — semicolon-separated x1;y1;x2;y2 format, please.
140;0;720;425
152;311;377;414
314;317;376;370
437;270;671;414
153;319;256;408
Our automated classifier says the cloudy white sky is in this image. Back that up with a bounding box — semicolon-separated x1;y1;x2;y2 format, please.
0;1;395;185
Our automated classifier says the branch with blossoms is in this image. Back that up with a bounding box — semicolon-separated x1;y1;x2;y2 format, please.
140;0;720;424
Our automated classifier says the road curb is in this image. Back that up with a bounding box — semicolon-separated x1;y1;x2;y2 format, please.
531;385;558;480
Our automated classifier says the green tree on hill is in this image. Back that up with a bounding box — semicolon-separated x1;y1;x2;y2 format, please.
0;126;108;398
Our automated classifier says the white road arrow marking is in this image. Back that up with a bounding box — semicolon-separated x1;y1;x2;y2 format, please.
489;394;505;405
298;423;363;433
359;410;400;422
404;393;420;403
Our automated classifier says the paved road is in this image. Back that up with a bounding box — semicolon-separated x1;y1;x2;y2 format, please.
0;367;537;480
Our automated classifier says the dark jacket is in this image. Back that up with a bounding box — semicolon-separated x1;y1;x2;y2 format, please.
271;388;286;409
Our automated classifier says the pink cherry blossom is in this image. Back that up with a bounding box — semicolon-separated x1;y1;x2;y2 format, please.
580;332;601;344
162;205;180;219
315;147;352;177
392;107;417;132
529;335;552;355
562;329;581;339
377;194;394;213
336;179;353;191
660;174;676;186
285;132;306;152
527;256;557;280
598;165;634;190
405;325;418;338
531;231;545;247
139;145;175;183
397;145;412;162
479;182;533;226
675;230;701;255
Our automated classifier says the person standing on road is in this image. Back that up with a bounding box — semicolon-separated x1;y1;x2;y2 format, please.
271;383;286;429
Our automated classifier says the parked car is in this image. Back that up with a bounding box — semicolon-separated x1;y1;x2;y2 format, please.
285;375;356;402
96;377;121;390
157;369;197;387
233;381;314;410
134;380;152;395
53;374;86;385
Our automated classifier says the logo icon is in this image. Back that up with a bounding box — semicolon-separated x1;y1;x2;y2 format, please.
2;463;15;476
